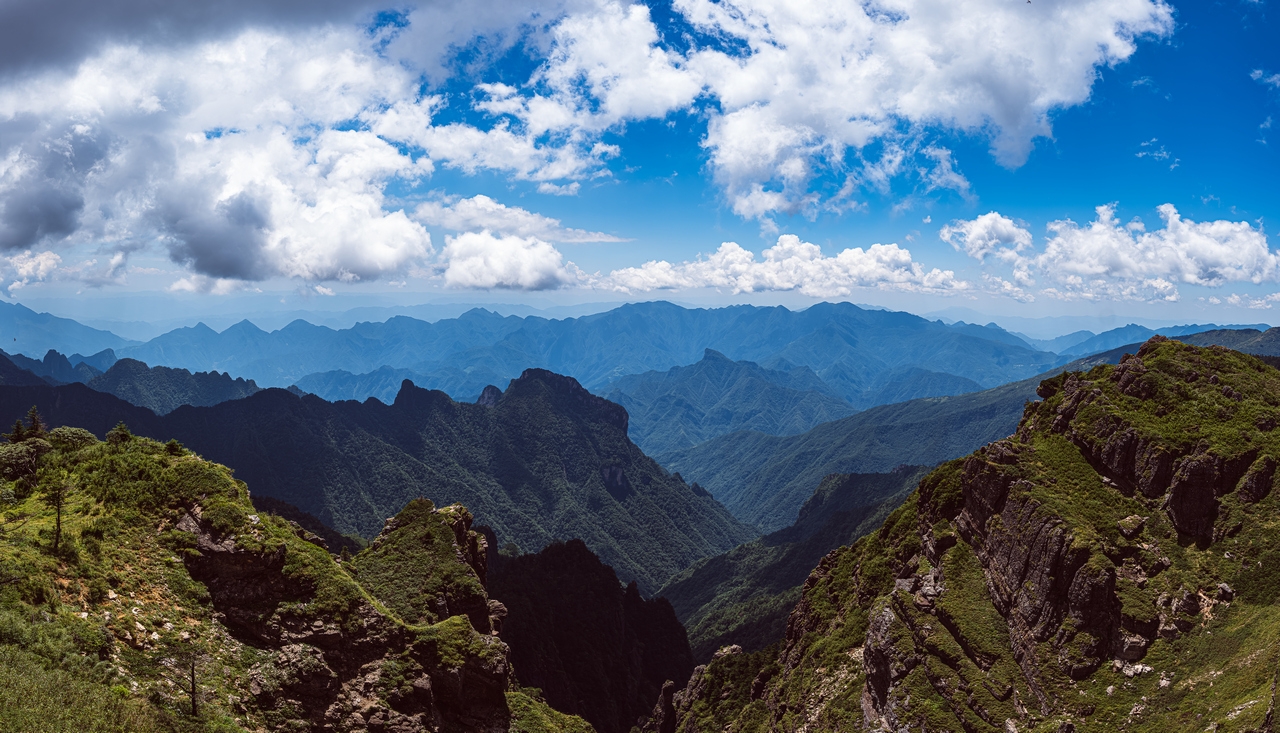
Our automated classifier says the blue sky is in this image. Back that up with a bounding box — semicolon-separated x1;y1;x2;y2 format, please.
0;0;1276;328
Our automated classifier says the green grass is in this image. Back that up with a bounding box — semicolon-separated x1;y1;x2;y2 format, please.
668;339;1280;732
0;645;167;733
506;690;595;733
0;420;592;732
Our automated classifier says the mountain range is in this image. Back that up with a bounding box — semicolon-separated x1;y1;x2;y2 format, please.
658;465;931;660
658;342;1160;532
109;302;1066;408
0;368;754;594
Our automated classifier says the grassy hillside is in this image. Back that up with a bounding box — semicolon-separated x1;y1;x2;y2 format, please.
656;337;1280;733
0;369;755;594
0;417;588;732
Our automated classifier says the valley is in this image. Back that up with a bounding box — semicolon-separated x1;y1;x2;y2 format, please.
0;302;1277;732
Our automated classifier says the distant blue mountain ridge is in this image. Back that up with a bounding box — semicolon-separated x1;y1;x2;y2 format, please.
118;301;1065;399
4;298;1271;423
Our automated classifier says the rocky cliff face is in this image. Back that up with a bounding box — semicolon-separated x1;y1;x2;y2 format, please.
656;337;1280;732
179;499;516;732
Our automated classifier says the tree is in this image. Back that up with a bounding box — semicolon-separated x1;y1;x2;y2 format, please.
41;471;76;554
157;631;209;717
23;406;45;440
106;421;132;446
3;418;25;444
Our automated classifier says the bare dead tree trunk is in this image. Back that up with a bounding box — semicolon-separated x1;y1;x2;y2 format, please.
189;655;198;717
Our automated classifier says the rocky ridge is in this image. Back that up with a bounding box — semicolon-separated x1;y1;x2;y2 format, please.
0;424;589;732
651;337;1280;732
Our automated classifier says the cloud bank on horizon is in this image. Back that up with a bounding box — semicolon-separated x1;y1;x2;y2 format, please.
0;0;1275;309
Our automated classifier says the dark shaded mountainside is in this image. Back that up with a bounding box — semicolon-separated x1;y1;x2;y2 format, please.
660;376;1045;533
650;337;1280;733
603;349;859;455
487;539;695;733
1;348;260;414
0;368;755;594
128;301;1065;409
0;429;591;731
87;358;260;414
659;466;931;661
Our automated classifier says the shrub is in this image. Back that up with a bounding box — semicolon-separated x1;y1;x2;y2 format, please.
105;423;132;446
48;427;98;452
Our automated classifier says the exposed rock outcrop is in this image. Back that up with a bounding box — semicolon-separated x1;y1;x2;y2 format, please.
652;337;1280;732
179;500;514;732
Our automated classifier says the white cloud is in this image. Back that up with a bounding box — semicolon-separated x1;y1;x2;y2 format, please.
1252;69;1280;88
6;250;61;292
673;0;1173;216
441;230;586;290
0;0;1182;289
608;234;966;297
166;274;256;295
536;181;581;196
436;0;1172;219
1040;204;1275;287
0;29;440;285
953;204;1278;302
414;194;624;242
940;212;1031;261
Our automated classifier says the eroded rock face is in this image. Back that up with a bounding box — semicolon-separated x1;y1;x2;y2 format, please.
652;338;1280;732
178;507;512;733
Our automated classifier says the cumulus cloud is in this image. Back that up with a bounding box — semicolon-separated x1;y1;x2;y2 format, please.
6;249;61;292
948;204;1278;302
1040;204;1276;288
441;230;585;290
608;235;966;297
443;0;1172;219
674;0;1173;216
1;30;435;284
940;212;1032;261
0;0;1180;289
414;195;624;242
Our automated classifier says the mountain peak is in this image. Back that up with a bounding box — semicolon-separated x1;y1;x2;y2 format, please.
510;368;629;433
476;384;502;406
702;348;730;362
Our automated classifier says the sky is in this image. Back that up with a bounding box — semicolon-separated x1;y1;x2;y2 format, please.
0;0;1277;330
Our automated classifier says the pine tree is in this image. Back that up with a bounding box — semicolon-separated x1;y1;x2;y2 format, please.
41;472;75;555
23;406;45;439
3;419;25;444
